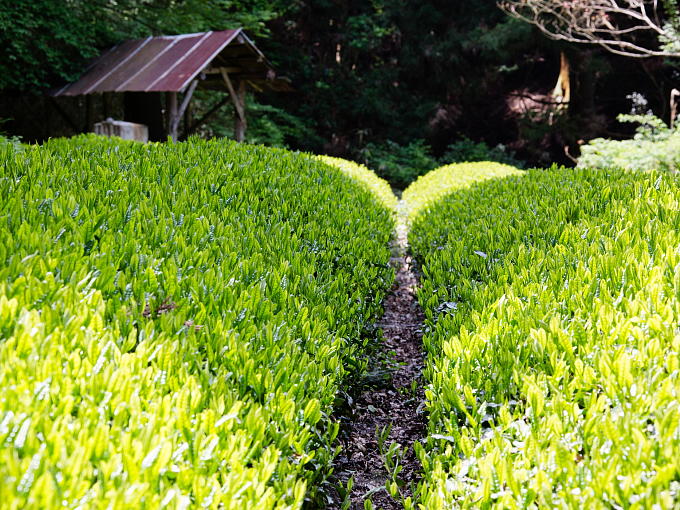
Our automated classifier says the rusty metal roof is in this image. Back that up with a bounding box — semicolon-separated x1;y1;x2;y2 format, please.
55;29;285;96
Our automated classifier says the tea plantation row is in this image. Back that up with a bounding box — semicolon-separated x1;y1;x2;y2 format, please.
407;165;680;508
0;136;395;508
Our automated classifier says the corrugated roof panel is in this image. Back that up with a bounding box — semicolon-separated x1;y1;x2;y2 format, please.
55;29;243;95
118;33;207;92
103;37;174;92
55;39;148;96
147;30;240;92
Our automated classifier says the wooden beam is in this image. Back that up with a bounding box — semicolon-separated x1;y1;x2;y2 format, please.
234;80;247;143
170;79;198;141
220;68;245;122
167;91;178;141
208;56;268;66
186;95;231;135
183;100;192;140
204;66;244;74
246;80;263;93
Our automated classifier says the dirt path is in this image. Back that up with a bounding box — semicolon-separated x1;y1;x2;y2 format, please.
329;213;426;509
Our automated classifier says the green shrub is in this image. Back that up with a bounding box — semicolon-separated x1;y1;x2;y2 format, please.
409;167;680;508
360;139;438;189
440;137;525;168
317;155;398;212
0;135;394;509
577;113;680;172
191;92;320;150
402;161;522;222
0;133;23;153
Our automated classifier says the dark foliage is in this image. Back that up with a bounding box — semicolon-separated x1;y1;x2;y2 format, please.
1;0;678;180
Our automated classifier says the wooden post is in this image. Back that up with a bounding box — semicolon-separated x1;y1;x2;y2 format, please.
167;91;179;141
235;80;247;142
220;68;247;142
167;81;198;142
184;100;192;137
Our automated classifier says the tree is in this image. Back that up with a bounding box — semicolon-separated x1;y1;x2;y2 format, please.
499;0;680;57
0;0;283;91
264;0;546;155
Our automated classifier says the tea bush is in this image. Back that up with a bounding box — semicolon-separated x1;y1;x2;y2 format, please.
317;155;398;212
0;133;23;153
0;135;395;509
402;161;522;222
409;167;680;508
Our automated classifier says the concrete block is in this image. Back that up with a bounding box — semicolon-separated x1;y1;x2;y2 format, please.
94;118;149;142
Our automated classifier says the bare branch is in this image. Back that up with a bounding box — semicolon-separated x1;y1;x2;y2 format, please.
499;0;680;58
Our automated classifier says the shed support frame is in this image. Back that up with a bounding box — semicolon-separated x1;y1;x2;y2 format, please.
220;68;247;142
167;79;199;142
51;29;289;143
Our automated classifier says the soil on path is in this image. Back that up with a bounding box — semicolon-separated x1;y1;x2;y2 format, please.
329;221;426;509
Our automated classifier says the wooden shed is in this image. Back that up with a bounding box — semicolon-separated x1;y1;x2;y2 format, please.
54;29;290;141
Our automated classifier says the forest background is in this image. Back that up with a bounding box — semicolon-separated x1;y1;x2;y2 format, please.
1;0;678;184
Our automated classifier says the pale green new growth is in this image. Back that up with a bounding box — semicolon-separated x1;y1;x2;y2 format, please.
317;155;399;213
0;135;394;509
402;161;522;223
410;168;680;509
